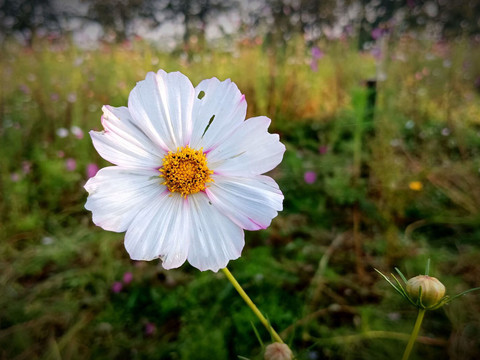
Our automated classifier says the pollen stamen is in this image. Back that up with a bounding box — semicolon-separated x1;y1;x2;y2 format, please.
159;146;213;197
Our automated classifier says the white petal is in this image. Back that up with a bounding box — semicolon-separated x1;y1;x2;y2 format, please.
190;78;247;151
124;192;190;269
128;70;195;151
90;106;164;169
206;175;283;231
187;193;244;272
84;166;163;232
207;116;285;176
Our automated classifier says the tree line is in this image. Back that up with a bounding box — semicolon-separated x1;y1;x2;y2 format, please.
1;0;479;47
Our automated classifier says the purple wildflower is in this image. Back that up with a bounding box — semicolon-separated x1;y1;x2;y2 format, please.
86;163;99;178
145;322;156;336
311;47;324;60
122;272;133;284
304;171;316;184
111;281;123;293
65;158;77;171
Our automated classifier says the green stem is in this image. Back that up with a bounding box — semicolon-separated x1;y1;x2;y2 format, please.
402;309;426;360
221;267;284;344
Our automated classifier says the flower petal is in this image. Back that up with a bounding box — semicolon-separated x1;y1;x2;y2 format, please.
206;175;283;231
207;116;285;176
90;106;164;169
84;166;163;232
124;192;190;269
190;78;247;151
128;70;195;151
187;193;244;272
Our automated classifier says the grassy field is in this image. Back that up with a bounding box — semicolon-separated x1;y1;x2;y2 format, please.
1;34;480;359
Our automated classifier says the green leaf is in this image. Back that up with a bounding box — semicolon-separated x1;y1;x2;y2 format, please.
447;287;480;302
394;267;408;284
250;321;264;348
374;269;406;298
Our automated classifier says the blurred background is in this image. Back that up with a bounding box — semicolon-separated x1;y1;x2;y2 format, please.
1;0;480;359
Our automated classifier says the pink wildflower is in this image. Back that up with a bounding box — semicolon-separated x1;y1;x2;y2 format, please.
304;171;316;184
65;158;77;171
111;281;123;293
86;163;99;178
122;272;133;284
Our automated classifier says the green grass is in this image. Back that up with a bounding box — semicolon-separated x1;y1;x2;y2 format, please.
1;34;480;359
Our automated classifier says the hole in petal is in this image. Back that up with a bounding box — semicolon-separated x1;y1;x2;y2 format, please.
201;115;215;138
197;91;205;99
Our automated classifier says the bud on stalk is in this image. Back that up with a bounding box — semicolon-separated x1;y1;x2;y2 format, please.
406;275;446;309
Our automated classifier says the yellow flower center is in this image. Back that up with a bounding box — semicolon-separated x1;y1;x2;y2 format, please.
159;146;213;197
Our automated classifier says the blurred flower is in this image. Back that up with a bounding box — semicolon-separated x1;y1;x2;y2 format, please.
441;128;450;136
309;47;324;72
84;70;285;272
56;128;69;138
370;47;382;60
42;236;54;245
57;150;65;158
22;161;32;174
111;281;123;293
409;181;423;191
10;172;20;182
67;93;77;103
145;322;156;336
311;46;324;60
50;93;59;101
318;145;328;155
387;312;401;321
405;120;415;129
19;84;30;94
264;343;293;360
390;139;401;147
122;272;133;284
86;163;99;178
304;171;316;184
71;125;84;139
371;27;383;40
65;158;77;171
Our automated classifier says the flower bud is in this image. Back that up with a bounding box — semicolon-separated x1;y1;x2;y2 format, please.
264;343;293;360
406;275;446;308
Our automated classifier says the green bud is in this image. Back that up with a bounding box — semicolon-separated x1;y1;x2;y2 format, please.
406;275;446;309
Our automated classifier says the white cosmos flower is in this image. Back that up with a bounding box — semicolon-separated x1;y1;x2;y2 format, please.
84;70;285;272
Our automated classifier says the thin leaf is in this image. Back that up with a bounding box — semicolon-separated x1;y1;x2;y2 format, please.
394;267;408;284
250;321;264;348
391;274;408;296
447;287;480;302
374;269;402;295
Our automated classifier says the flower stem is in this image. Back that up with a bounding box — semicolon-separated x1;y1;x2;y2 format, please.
402;309;426;360
221;267;284;344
